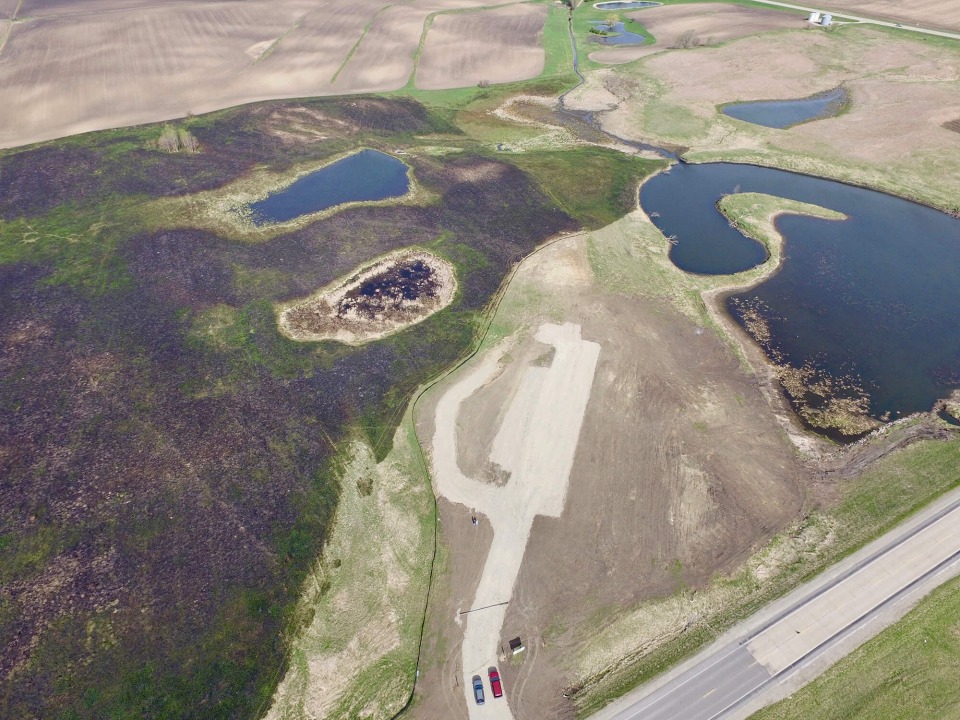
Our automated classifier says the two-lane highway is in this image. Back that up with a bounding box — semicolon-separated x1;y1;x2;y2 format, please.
593;484;960;720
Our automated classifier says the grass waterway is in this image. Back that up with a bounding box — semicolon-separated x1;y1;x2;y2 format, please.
721;87;848;129
640;162;960;429
249;149;409;225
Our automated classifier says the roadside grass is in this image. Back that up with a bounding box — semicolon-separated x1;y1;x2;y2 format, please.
266;417;434;720
572;431;960;717
750;573;960;720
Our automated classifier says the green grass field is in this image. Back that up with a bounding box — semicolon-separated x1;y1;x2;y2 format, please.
752;572;960;720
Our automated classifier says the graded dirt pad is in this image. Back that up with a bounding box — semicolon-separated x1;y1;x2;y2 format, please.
589;3;802;65
0;0;522;148
416;4;547;90
413;235;805;720
820;0;960;32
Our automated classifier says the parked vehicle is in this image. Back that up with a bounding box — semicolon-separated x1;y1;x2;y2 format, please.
488;667;503;698
472;675;485;705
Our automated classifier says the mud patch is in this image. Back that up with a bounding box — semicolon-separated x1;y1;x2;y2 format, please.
277;249;456;345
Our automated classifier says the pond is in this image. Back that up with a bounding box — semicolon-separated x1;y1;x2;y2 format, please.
249;149;410;225
593;1;660;9
721;87;848;129
640;162;960;433
589;20;647;45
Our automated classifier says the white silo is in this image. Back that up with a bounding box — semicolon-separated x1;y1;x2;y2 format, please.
820;13;832;26
808;11;821;23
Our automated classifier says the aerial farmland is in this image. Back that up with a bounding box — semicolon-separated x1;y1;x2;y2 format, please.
1;2;959;720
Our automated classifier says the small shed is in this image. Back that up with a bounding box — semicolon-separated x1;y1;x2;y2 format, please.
509;637;525;655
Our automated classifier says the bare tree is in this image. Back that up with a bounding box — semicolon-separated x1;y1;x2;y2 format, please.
157;125;179;152
178;128;200;153
672;30;700;49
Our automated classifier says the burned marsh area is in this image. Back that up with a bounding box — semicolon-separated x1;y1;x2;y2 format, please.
0;95;661;719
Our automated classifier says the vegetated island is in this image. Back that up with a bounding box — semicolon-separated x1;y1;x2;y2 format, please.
278;249;457;345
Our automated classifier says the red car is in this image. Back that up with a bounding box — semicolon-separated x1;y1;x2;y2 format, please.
488;667;503;698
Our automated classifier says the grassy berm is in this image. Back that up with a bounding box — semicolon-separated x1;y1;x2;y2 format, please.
0;95;661;719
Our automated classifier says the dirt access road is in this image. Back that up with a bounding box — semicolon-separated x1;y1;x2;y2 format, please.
431;323;601;719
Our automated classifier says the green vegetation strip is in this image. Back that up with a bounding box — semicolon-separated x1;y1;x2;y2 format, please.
751;571;960;720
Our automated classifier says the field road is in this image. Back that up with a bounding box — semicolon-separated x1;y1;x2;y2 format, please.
431;323;600;720
590;482;960;720
748;0;960;40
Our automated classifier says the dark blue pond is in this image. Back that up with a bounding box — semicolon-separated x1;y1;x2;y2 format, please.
640;162;960;428
590;20;646;45
593;1;660;9
722;87;848;129
249;149;409;225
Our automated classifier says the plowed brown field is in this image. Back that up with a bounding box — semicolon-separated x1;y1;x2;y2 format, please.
0;0;529;148
416;3;547;90
590;3;803;65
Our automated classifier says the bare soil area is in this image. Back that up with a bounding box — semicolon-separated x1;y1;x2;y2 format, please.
588;3;802;65
412;234;806;719
416;4;547;90
820;0;960;32
278;249;457;345
0;0;525;148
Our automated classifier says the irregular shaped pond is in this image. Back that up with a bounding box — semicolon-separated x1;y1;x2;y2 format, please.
249;149;410;225
640;162;960;434
593;1;660;9
721;87;848;129
589;20;647;45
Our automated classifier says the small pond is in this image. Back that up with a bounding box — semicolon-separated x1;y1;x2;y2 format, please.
593;1;660;9
589;20;646;45
249;149;409;225
640;162;960;432
721;87;848;129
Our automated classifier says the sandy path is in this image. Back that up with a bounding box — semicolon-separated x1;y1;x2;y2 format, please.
432;323;600;718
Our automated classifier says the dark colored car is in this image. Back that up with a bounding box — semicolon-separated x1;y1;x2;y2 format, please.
472;675;485;705
488;667;503;698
